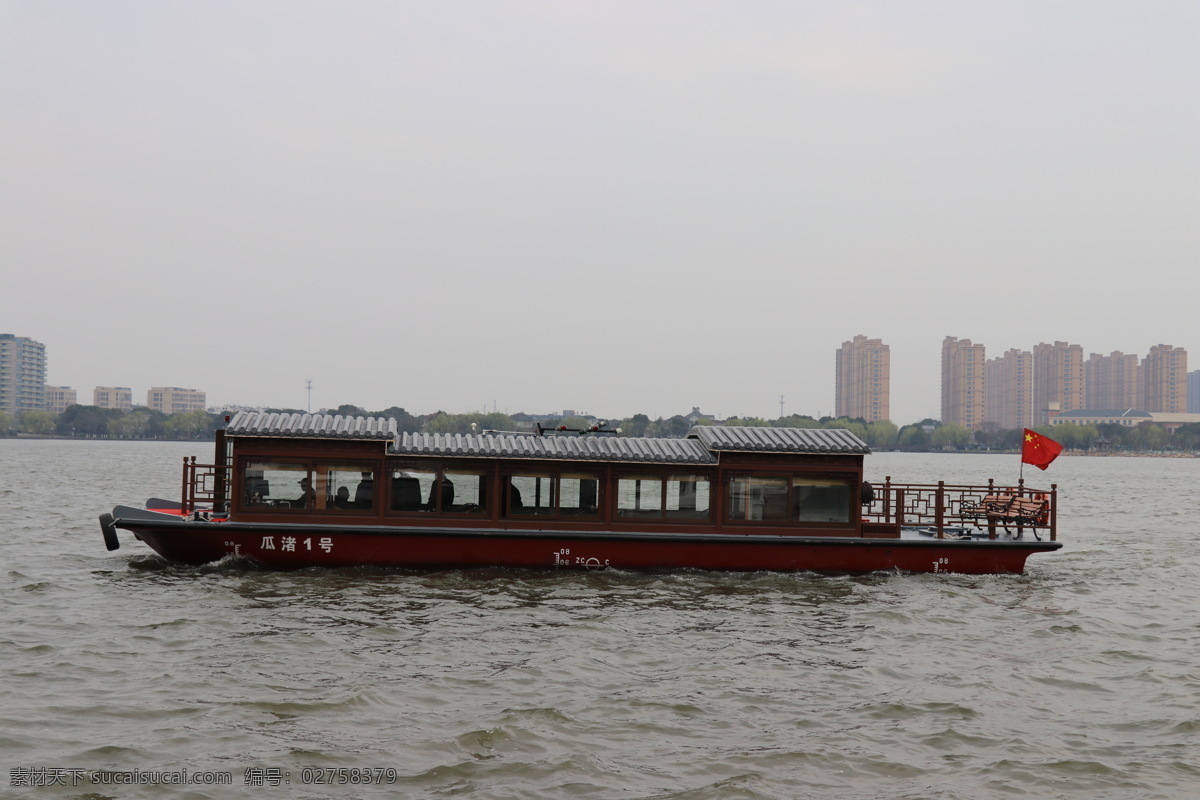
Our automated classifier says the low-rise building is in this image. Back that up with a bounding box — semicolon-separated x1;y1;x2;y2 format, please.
45;386;78;414
147;387;207;415
1048;408;1200;431
94;386;133;411
1048;409;1151;428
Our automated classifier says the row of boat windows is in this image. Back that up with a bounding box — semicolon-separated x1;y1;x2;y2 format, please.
240;461;852;524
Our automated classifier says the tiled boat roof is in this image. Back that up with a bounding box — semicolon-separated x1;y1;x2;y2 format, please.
688;425;871;454
390;431;715;464
225;413;870;461
225;411;398;440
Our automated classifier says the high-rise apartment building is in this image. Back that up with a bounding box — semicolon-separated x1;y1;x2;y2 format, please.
0;334;47;416
94;386;133;411
835;335;890;422
1085;351;1141;409
941;336;986;429
147;386;207;415
1032;341;1084;424
1189;370;1200;414
1142;344;1187;413
984;349;1032;430
45;386;78;415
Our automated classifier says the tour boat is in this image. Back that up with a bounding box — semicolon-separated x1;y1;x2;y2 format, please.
98;412;1062;575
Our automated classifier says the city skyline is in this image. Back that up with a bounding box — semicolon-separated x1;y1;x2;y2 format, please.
8;330;1197;427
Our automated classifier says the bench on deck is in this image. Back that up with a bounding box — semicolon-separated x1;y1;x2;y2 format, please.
960;494;1049;529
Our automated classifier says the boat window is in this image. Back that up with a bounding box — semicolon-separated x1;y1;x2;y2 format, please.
617;475;664;519
391;468;438;512
243;461;311;510
727;475;789;522
441;469;488;514
559;471;600;517
509;471;555;516
792;476;851;523
665;474;711;520
313;464;375;511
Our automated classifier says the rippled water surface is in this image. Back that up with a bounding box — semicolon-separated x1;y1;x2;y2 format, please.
3;440;1199;799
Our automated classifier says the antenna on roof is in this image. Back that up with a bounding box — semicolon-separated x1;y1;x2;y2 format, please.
305;379;313;413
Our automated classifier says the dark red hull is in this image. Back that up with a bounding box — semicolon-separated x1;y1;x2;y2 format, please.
116;514;1060;575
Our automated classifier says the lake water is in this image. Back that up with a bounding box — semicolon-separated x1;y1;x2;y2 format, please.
2;440;1198;799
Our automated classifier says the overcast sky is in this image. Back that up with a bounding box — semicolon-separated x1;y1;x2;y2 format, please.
3;1;1196;425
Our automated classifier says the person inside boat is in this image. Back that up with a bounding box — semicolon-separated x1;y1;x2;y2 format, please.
294;477;316;508
333;486;351;509
506;480;523;512
354;472;374;509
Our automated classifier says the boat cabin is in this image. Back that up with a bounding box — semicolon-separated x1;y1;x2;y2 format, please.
195;413;875;538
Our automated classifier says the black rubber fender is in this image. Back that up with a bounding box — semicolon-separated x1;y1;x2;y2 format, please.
99;513;120;551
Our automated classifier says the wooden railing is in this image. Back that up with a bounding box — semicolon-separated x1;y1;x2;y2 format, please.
862;477;1057;540
181;457;229;515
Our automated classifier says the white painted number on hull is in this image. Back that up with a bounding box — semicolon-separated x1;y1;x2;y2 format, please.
552;548;610;569
932;557;950;573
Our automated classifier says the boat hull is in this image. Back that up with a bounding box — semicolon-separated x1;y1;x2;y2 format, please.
109;508;1060;575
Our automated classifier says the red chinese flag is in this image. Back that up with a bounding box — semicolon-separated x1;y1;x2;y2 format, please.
1021;428;1063;470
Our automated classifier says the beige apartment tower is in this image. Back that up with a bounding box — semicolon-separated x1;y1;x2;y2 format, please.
1085;351;1141;410
147;387;207;415
1142;345;1187;413
941;336;986;429
984;349;1032;430
1032;342;1084;424
835;335;890;422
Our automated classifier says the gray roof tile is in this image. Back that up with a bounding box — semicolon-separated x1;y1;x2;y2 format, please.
224;412;869;459
391;432;716;464
226;411;397;440
688;425;870;454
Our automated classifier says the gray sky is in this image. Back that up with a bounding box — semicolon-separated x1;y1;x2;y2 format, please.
3;1;1196;425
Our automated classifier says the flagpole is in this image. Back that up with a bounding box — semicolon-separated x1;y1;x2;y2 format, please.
1019;429;1026;485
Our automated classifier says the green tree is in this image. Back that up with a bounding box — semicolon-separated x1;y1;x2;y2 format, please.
620;413;651;437
897;424;931;450
0;409;11;435
108;409;156;438
1095;423;1130;451
164;410;216;439
865;420;899;448
422;412;517;435
722;416;772;427
658;415;692;437
17;410;54;435
1132;424;1167;451
774;414;819;429
1048;423;1097;451
56;405;121;437
931;423;971;450
373;406;422;433
996;427;1026;450
1170;422;1200;451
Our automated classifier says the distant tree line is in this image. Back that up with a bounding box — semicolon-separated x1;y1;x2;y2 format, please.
0;405;221;439
4;403;1199;453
